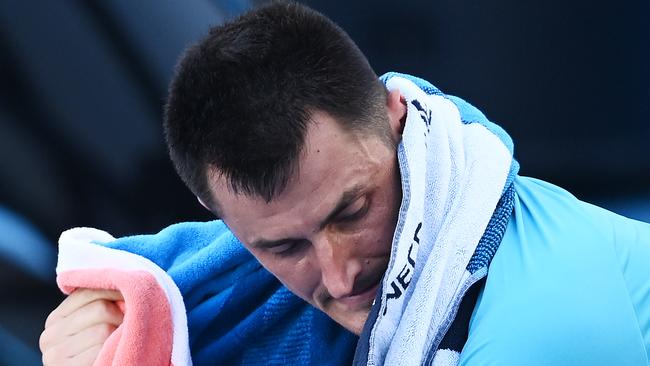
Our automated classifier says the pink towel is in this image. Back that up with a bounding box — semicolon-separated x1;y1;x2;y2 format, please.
56;228;192;366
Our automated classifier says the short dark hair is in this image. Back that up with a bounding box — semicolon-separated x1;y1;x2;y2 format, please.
164;1;388;208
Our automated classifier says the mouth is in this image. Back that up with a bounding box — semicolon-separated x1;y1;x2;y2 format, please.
336;278;382;310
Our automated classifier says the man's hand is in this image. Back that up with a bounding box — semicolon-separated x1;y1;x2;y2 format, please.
39;289;124;366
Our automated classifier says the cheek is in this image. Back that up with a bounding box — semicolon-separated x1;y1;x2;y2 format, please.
256;253;321;301
350;216;394;256
365;204;399;252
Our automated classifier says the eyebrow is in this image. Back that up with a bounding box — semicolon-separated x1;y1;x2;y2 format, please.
250;184;365;249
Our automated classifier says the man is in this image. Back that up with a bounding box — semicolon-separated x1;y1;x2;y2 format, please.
40;2;650;365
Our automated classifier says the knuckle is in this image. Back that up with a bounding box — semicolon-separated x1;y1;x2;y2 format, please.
41;352;51;366
72;288;100;304
91;299;115;318
44;312;55;328
75;288;96;298
44;302;66;328
42;345;63;365
38;330;48;352
94;322;116;340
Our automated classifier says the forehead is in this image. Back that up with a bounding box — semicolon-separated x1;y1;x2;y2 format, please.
208;111;385;243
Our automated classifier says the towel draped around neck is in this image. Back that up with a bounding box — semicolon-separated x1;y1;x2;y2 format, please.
55;72;519;366
354;73;519;366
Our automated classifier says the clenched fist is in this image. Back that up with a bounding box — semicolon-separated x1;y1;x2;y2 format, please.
39;289;123;366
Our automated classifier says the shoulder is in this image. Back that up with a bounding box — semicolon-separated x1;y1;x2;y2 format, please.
458;176;650;365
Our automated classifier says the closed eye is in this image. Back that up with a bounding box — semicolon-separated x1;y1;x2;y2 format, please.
269;240;308;257
335;197;369;223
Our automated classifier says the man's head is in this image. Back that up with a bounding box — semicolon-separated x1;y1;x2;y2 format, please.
164;1;406;334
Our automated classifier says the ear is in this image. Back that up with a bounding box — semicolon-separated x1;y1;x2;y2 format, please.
385;89;406;141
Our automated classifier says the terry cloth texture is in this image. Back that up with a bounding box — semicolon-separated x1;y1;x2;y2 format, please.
56;221;357;365
354;73;519;366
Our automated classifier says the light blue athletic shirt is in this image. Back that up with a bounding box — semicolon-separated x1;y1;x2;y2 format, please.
459;176;650;365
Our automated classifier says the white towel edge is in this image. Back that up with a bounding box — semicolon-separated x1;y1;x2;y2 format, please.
57;227;192;366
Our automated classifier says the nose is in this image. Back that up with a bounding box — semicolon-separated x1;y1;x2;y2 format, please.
312;232;361;299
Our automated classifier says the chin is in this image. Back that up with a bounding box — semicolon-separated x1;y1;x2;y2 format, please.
334;308;371;336
345;321;365;336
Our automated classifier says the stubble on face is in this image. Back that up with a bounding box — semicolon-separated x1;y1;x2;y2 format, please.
206;105;405;335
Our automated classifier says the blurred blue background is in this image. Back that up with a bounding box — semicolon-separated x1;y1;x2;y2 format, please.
0;0;648;364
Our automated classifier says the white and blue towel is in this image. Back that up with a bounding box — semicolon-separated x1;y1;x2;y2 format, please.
354;73;519;365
